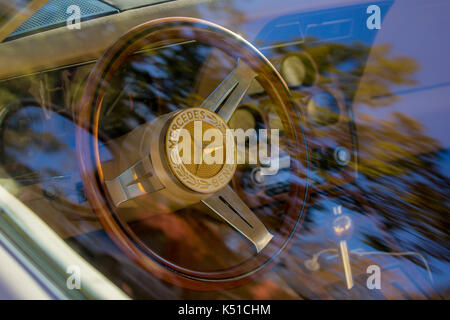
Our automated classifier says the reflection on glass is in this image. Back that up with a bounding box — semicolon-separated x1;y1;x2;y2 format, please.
0;0;447;300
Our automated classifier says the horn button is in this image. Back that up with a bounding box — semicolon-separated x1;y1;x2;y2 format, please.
165;107;237;194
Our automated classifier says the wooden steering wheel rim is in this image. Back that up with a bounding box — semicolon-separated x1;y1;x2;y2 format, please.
76;17;309;290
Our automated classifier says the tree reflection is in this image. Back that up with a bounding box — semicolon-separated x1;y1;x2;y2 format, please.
0;0;448;298
268;36;448;296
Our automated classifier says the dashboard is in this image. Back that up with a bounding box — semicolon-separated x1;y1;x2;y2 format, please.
0;0;448;299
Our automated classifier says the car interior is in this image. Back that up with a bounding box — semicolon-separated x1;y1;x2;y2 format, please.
0;0;448;299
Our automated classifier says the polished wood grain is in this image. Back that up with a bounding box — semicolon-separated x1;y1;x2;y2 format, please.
76;17;309;290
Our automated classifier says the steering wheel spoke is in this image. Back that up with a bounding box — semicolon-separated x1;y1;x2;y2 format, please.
202;185;273;252
200;58;257;122
105;156;164;207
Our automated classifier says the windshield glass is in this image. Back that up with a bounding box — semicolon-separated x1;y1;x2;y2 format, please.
0;0;448;300
0;0;49;41
0;0;35;24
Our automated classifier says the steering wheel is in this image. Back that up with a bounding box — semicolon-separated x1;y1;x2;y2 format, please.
76;17;309;290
